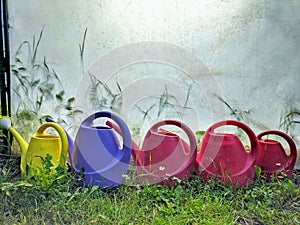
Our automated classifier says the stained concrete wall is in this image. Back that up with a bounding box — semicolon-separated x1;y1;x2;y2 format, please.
7;1;300;166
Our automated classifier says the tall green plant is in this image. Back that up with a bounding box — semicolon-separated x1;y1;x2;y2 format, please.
11;28;63;140
130;85;193;141
88;74;123;113
214;95;251;121
134;85;191;123
280;109;300;139
12;28;62;114
78;28;123;113
11;28;82;140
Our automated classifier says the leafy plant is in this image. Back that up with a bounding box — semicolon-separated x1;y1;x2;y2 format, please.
79;28;87;75
134;85;191;123
195;130;206;147
214;95;251;121
88;74;123;113
0;163;299;224
12;28;63;114
78;27;123;114
53;92;83;133
125;84;194;144
26;154;72;189
11;27;64;140
280;108;300;138
10;28;83;141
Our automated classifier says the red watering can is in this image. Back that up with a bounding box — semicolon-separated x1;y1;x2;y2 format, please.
106;120;197;186
196;120;258;188
257;130;297;180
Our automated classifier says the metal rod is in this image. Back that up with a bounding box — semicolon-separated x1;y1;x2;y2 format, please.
0;0;11;154
3;0;10;118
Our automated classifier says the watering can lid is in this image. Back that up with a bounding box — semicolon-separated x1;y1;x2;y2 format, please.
0;117;12;130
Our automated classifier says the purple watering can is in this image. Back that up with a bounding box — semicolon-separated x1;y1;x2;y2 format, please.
47;111;132;187
257;130;297;180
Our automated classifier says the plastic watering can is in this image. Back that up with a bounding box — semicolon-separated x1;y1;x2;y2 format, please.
196;120;258;187
0;118;68;177
49;111;132;187
257;130;297;179
107;119;197;186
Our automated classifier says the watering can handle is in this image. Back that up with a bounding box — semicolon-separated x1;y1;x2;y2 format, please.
209;120;258;157
45;117;75;163
150;120;197;155
35;122;69;165
106;120;139;152
82;111;131;151
257;130;297;166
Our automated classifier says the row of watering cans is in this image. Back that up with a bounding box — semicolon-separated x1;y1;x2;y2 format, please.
0;111;297;188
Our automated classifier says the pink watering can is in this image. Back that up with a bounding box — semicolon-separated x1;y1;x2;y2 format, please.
47;111;132;187
196;120;258;188
257;130;297;180
107;119;197;186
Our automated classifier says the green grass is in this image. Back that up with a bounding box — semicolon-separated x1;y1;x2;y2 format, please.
5;28;300;224
0;156;299;225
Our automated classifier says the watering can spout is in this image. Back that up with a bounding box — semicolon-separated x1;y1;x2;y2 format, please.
0;118;29;155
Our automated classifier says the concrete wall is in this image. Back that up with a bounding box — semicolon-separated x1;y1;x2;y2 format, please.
8;1;300;166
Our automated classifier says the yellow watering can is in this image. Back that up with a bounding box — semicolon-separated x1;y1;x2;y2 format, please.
0;118;68;177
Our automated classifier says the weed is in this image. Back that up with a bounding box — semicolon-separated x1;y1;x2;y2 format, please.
134;85;191;123
1;26;299;225
195;130;205;147
79;28;88;75
214;95;251;121
10;28;63;139
10;28;83;142
88;73;123;113
131;85;192;141
0;164;299;224
280;108;300;138
53;92;83;133
78;27;123;114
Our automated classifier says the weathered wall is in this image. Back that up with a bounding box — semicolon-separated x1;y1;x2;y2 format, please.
7;1;300;166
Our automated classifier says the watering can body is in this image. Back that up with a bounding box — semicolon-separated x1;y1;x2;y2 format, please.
257;130;297;180
137;120;197;186
106;119;197;186
71;111;132;187
196;120;258;187
0;118;68;177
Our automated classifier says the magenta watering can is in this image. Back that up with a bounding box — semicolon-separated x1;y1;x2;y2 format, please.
47;111;132;187
107;119;197;186
139;120;197;186
196;120;258;188
257;130;297;180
